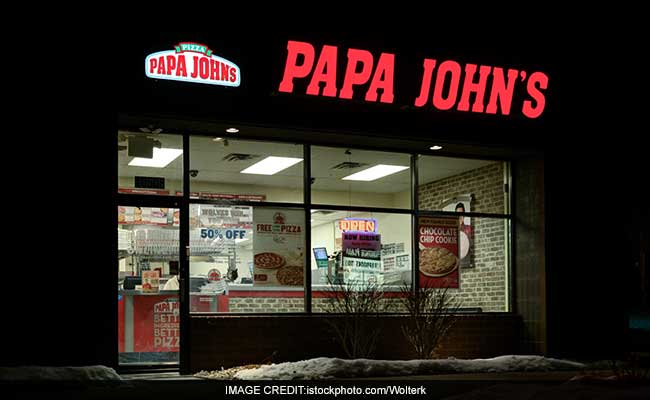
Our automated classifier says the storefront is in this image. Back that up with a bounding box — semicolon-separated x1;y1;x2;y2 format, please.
116;32;550;373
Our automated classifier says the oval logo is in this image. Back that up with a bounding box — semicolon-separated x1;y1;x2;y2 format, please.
145;42;240;87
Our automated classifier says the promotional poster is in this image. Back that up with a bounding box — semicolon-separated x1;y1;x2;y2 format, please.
418;217;460;288
252;209;305;286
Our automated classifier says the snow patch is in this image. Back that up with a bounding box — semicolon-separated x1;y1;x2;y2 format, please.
211;356;586;380
0;365;123;381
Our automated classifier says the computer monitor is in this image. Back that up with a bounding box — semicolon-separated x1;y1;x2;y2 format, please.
123;276;142;290
312;247;328;261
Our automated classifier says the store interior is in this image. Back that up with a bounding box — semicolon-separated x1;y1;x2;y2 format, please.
117;130;508;304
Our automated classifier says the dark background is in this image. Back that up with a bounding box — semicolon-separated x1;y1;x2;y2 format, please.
5;22;647;368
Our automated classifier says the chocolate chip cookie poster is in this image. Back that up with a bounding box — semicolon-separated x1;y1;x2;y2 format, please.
252;209;305;286
418;217;460;288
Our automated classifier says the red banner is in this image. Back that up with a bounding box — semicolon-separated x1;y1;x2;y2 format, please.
418;217;460;288
132;295;180;352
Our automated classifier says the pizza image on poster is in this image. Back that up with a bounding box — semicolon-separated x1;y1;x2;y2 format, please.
254;252;286;269
418;217;460;288
275;265;304;286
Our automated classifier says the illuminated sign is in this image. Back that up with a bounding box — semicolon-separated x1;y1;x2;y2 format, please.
279;41;394;104
339;218;377;233
278;40;548;119
146;42;240;87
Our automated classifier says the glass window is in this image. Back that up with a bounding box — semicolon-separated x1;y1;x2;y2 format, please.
418;156;509;214
311;146;411;209
118;205;180;365
417;216;510;312
189;204;305;313
118;131;183;196
189;137;303;203
311;210;412;312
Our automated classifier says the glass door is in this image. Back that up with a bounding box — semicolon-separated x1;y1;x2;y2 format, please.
117;130;184;367
117;205;180;365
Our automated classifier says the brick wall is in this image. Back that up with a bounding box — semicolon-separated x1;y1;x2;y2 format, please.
228;297;305;313
226;296;406;313
190;314;522;372
418;162;507;312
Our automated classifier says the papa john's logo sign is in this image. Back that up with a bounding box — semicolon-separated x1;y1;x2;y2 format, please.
145;42;240;87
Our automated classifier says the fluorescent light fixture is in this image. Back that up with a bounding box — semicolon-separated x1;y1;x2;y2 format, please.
430;145;443;150
240;156;303;175
128;148;182;168
226;127;239;133
342;164;409;181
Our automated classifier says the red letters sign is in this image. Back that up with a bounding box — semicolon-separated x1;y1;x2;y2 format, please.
279;41;394;103
279;40;548;119
132;295;180;352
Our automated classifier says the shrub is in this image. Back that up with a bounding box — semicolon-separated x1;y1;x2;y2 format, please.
323;278;386;359
399;282;461;359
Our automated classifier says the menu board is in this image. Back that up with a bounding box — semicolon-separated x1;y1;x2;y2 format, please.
383;256;395;271
381;242;405;257
118;206;178;227
342;232;382;284
418;217;460;288
252;209;305;286
396;254;410;269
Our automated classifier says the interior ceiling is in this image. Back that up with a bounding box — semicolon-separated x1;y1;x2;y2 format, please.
118;134;496;193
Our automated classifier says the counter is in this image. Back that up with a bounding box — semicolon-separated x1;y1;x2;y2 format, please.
118;290;227;355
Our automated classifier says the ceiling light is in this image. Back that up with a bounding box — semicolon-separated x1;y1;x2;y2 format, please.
213;137;223;142
128;148;182;168
240;156;303;175
226;128;239;133
430;145;443;150
342;164;409;181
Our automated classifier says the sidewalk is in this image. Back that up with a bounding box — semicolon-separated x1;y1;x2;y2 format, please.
4;371;648;400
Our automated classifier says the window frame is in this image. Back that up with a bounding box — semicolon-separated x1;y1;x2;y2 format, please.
116;132;514;317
